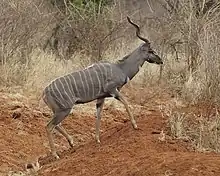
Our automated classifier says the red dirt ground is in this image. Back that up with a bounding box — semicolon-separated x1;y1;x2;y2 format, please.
1;87;220;176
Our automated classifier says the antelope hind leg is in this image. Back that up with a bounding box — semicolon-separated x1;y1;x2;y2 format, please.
55;125;74;147
46;120;60;159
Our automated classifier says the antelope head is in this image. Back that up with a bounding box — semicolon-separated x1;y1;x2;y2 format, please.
127;16;163;65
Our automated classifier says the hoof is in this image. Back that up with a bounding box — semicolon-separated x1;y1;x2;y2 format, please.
95;134;101;144
68;142;74;148
133;124;138;129
95;137;101;144
96;139;101;144
68;138;74;148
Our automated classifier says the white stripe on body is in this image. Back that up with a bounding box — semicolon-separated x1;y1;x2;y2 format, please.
104;64;109;80
99;63;108;82
85;64;94;69
69;73;79;97
50;81;66;108
65;75;76;98
81;70;89;98
59;77;75;105
111;67;113;78
94;65;102;95
55;79;71;107
86;68;95;99
78;71;86;98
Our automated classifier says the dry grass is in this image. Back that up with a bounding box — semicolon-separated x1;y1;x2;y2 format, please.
142;0;220;104
0;0;220;104
0;43;162;96
164;107;220;153
0;49;91;98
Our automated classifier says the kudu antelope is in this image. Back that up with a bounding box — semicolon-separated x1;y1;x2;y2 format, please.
43;16;163;159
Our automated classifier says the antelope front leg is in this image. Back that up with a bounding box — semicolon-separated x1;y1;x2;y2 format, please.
115;92;138;129
95;98;105;143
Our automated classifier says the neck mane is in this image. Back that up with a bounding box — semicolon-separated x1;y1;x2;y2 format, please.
116;48;145;80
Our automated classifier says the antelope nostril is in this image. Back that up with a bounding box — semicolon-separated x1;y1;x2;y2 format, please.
158;61;163;64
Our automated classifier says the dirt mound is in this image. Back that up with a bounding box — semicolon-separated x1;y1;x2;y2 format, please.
1;89;220;176
0;91;134;175
39;112;220;176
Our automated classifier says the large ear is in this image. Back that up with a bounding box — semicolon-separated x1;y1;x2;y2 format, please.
127;16;151;45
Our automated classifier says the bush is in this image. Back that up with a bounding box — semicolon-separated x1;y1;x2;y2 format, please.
0;0;55;64
144;0;220;103
0;0;124;93
44;0;121;63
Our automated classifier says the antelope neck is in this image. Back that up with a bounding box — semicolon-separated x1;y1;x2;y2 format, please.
117;54;145;80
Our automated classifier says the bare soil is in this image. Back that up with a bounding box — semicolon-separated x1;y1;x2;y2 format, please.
1;87;220;176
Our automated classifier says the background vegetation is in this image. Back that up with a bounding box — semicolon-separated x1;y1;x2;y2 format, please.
1;0;220;154
1;0;219;104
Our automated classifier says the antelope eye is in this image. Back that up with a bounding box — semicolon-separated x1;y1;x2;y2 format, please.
149;50;155;54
